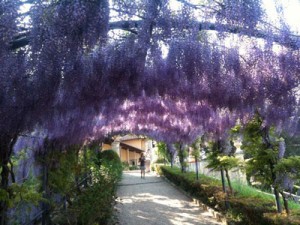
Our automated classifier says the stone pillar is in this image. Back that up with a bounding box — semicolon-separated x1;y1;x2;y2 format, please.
234;138;247;184
112;141;120;157
127;149;129;164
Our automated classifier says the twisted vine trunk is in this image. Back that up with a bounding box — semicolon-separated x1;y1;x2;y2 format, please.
0;134;18;225
280;191;290;215
178;144;186;173
225;168;233;194
195;157;199;180
39;139;58;225
220;168;230;210
220;168;226;193
217;140;230;209
261;125;282;213
271;165;282;213
217;140;226;193
0;138;10;225
41;158;50;225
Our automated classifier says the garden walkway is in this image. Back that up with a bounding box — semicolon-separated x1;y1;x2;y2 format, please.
114;171;223;225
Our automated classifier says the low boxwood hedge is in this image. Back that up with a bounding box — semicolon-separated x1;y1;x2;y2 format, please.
158;166;300;225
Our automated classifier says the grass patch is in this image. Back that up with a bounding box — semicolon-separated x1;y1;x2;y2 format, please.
232;182;273;200
232;182;300;211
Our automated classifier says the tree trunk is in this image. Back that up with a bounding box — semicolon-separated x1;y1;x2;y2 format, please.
220;168;226;193
39;139;56;225
178;144;184;173
195;157;199;180
270;165;282;213
280;191;289;215
220;168;230;209
8;160;15;183
273;187;282;213
261;125;282;213
41;155;51;225
83;147;88;188
0;160;9;225
0;134;18;225
74;147;81;193
217;139;229;210
225;169;233;194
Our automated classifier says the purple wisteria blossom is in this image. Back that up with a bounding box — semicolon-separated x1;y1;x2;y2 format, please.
0;0;299;185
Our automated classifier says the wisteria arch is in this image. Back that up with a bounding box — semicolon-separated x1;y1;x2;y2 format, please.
1;0;300;157
1;1;300;221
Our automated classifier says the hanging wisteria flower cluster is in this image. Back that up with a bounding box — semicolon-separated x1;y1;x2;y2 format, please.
0;0;299;150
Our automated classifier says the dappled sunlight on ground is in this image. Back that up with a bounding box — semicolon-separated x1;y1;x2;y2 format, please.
115;171;222;225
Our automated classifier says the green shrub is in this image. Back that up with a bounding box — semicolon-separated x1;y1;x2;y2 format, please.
48;150;79;195
129;165;139;170
122;161;129;170
52;148;122;225
155;158;167;164
99;150;121;163
151;164;155;171
153;163;164;174
73;170;120;224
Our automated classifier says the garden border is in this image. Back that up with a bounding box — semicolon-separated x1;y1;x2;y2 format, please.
159;173;227;225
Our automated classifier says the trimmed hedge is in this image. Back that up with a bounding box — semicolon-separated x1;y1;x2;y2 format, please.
99;149;121;164
158;166;300;225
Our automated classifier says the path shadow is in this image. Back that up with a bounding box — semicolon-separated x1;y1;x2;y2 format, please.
115;171;221;225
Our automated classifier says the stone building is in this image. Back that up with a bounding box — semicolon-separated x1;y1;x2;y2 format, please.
102;134;155;171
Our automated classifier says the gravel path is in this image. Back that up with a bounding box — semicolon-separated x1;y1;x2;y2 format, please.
114;171;223;225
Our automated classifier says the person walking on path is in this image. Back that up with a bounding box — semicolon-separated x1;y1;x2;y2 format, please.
139;153;146;178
